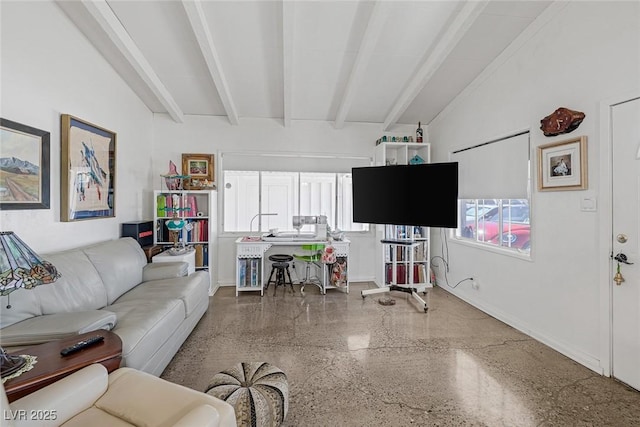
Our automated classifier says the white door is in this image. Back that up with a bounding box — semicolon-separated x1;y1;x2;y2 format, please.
611;97;640;390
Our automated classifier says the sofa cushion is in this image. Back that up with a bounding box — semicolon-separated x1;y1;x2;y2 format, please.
142;262;189;282
36;249;108;315
61;407;134;427
82;238;147;304
8;363;110;427
94;368;236;427
105;298;184;370
0;248;107;329
115;271;209;318
0;288;41;329
0;310;117;346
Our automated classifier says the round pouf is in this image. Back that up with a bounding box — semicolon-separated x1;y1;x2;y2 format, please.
205;362;288;427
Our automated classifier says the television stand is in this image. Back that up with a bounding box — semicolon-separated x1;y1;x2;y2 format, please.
361;283;430;312
364;235;431;312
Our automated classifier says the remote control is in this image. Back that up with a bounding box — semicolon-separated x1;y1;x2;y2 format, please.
60;335;105;356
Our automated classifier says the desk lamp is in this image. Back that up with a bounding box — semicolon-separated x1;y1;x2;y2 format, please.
0;231;61;378
249;213;277;234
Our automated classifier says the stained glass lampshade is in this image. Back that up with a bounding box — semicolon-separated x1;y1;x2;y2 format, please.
0;231;60;378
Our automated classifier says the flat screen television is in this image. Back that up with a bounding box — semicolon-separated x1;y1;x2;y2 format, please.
351;162;458;227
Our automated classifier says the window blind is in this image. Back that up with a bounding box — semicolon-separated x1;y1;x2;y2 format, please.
220;151;371;173
450;132;530;199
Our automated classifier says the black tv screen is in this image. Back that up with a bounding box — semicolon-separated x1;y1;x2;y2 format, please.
352;162;458;227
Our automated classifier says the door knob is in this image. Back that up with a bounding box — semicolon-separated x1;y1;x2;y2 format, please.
616;234;628;243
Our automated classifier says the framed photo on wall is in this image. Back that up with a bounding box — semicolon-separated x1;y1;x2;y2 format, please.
61;114;116;221
537;135;587;191
0;118;51;210
182;153;215;189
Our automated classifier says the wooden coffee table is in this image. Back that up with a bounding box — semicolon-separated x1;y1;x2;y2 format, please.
4;330;122;402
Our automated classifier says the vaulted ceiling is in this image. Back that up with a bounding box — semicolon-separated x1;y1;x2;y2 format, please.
56;0;552;129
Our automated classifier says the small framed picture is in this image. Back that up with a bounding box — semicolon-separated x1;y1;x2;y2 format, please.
61;114;116;221
537;136;587;191
0;118;51;210
182;153;215;189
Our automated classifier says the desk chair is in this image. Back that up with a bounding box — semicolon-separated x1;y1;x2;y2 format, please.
293;244;325;294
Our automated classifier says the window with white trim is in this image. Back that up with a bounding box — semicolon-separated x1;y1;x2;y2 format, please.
221;152;370;233
451;132;531;254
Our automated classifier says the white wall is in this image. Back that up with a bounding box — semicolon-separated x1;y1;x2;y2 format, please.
0;1;155;253
428;2;640;373
5;0;634;378
152;114;415;284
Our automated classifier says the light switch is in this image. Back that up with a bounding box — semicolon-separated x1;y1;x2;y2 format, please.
580;193;597;212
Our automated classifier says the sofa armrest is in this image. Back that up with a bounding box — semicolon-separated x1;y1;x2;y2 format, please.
143;262;188;281
10;364;108;427
173;404;222;427
0;310;117;347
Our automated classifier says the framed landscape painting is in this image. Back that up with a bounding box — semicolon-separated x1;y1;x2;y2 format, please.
61;114;116;221
0;118;51;210
182;153;215;189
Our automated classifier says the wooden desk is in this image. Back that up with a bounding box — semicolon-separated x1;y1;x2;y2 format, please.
4;330;122;402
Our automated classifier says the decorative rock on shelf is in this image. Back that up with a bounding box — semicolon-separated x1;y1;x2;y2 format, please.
206;362;289;427
540;107;585;136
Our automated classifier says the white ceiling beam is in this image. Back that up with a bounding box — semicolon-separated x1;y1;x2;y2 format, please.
75;0;184;123
382;1;489;131
282;0;294;127
182;0;239;125
334;1;388;129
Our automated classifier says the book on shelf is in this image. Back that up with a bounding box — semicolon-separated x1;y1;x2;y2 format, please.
238;258;260;288
195;244;204;267
185;195;198;217
239;259;246;287
385;263;428;285
156;195;166;217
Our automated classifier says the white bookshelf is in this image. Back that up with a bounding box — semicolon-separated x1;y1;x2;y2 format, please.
153;190;217;293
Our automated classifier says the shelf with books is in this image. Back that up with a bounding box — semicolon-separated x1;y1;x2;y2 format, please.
237;258;262;291
153;190;217;293
235;240;272;296
380;233;430;287
376;224;430;288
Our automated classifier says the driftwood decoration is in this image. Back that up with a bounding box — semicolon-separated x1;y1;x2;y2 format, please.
540;107;585;137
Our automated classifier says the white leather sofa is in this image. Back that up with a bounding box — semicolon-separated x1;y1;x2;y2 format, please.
0;238;209;376
1;363;236;427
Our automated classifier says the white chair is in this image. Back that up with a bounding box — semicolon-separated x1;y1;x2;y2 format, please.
1;364;236;427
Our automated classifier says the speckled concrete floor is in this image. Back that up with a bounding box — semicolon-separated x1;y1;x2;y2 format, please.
161;282;640;426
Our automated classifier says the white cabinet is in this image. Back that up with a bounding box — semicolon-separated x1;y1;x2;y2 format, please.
374;141;430;166
235;239;270;296
154;190;217;293
379;225;430;287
